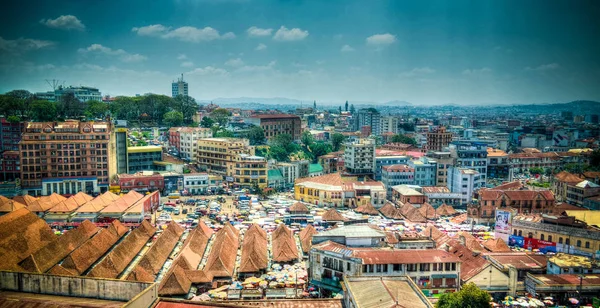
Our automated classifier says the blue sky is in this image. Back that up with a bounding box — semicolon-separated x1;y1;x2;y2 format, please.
1;0;599;105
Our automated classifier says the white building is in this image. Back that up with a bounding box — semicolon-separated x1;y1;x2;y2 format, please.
171;74;189;97
380;115;400;134
448;167;484;206
178;127;212;161
183;173;209;195
35;85;102;102
344;138;376;176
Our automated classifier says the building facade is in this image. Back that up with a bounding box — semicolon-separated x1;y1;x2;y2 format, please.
352;108;381;135
246;114;302;142
1;117;24;151
379;116;400;134
344;138;376;177
183;173;209;195
19;121;116;195
0;150;20;182
171;74;188;97
426;151;453;187
426;126;453;152
374;155;409;181
381;165;415;197
448;167;484;206
409;158;437;187
127;146;163;173
450;141;488;187
178;127;212;160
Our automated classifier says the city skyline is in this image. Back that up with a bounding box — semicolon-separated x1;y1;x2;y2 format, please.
1;0;600;105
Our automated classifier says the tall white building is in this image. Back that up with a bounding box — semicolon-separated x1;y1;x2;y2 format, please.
171;74;189;98
380;115;400;134
448;167;485;206
178;127;212;160
344;138;376;176
352;108;381;135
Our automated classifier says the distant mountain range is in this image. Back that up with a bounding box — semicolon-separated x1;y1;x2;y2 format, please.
197;97;598;112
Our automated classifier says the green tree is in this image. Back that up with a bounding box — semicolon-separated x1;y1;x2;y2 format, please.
245;126;265;145
163;110;184;127
331;133;346;151
309;142;332;161
529;167;544;175
591;149;600;170
436;283;490;308
0;95;26;117
301;131;314;147
30;100;58;121
268;133;299;162
57;93;84;119
210;108;231;127
391;134;417;145
214;130;234;138
173;94;198;123
84;100;109;119
7;115;20;123
200;116;215;128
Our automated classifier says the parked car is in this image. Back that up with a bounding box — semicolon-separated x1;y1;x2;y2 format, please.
174;208;180;215
182;208;188;215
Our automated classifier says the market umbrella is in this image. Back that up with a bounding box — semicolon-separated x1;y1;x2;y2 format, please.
569;298;579;305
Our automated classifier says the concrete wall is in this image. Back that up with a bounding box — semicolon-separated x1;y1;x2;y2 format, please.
0;271;155;303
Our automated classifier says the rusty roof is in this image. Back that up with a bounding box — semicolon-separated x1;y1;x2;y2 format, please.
271;224;299;263
19;220;99;273
379;202;403;219
0;196;26;213
155;298;342;308
491;181;524;190
418;203;436;219
87;220;156;279
353;248;460;265
298;225;318;254
76;192;120;213
127;221;184;282
239;224;268;273
27;193;67;213
295;172;343;187
354;203;379;216
442;239;491;281
0;208;57;271
11;195;38;207
321;208;345;221
554;171;585;183
435;204;457;216
488;253;546;270
289;202;309;213
479;189;555;201
400;203;426;223
203;223;239;278
482;238;511;253
47;192;94;213
55;220;129;275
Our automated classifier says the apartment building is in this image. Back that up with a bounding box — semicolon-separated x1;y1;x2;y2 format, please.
344;138;376;177
381;165;415;197
246;114;302;141
183;173;209;195
127;146;163;173
352;108;381;135
374;154;409;181
178;127;212;160
380;115;400;134
0;150;20;182
19;121;116;196
294;173;386;208
35;85;102;102
471;184;555;223
426;126;453;152
409;157;437;187
487;148;510;180
449;141;488;186
566;180;600;207
309;241;461;294
196;138;267;189
426;152;453;187
0;117;24;151
448;167;484;206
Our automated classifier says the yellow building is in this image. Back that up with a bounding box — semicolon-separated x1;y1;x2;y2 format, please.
511;214;600;257
294;172;386;208
196;138;266;189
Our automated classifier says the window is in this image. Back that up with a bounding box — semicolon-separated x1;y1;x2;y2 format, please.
540;234;544;241
393;264;400;271
548;235;552;242
577;240;582;247
585;242;590;249
565;238;570;245
559;237;563;244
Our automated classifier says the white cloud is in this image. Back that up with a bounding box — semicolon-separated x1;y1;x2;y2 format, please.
255;43;267;51
78;44;147;62
462;67;492;75
187;66;228;76
525;63;560;71
238;60;276;72
0;36;55;54
273;26;309;41
40;15;85;31
341;44;355;52
366;33;396;46
132;24;235;42
177;54;188;60
225;58;244;67
399;67;436;77
247;26;273;37
132;24;168;36
181;61;194;67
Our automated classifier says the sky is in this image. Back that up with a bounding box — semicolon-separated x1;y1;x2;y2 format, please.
1;0;600;105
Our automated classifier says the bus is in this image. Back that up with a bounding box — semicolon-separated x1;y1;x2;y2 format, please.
168;192;181;199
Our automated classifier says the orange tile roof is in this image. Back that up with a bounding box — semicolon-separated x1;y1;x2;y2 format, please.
355;203;379;216
295;172;343;186
321;209;346;221
554;171;584;183
487;147;508;157
47;192;94;213
11;195;38;207
239;224;268;273
204;222;239;278
299;225;318;254
272;224;299;263
76;191;120;213
27;193;67;212
289;202;309;213
418;203;436;219
0;196;26;213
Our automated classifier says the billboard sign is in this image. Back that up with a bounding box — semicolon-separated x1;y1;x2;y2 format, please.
495;210;511;233
509;235;525;247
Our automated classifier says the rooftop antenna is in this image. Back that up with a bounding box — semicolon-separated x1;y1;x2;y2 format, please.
45;79;64;91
